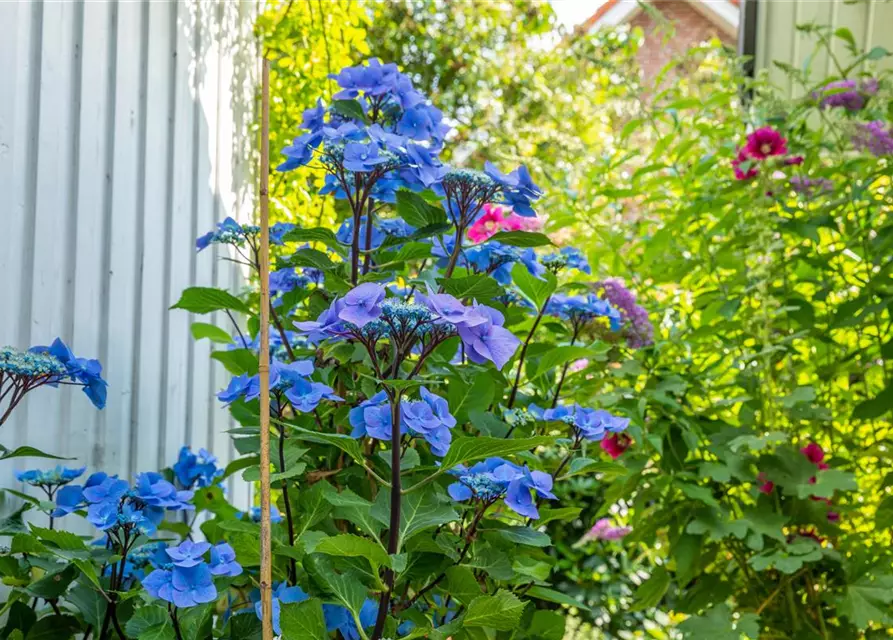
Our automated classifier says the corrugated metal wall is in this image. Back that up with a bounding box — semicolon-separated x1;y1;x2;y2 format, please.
755;0;893;92
0;0;259;509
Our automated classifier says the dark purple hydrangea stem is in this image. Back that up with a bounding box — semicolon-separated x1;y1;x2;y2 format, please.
370;393;404;640
362;199;375;275
169;605;185;640
441;226;465;283
224;310;247;348
269;305;297;362
550;328;581;409
276;422;298;585
507;296;552;409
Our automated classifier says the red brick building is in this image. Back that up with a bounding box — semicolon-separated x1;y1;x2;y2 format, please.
579;0;740;79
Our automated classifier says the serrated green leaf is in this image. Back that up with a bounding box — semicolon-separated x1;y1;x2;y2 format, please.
282;226;341;248
529;345;602;381
315;533;390;568
562;458;627;480
396;190;447;227
464;589;527;630
286;248;336;270
0;446;71;461
441;436;555;470
436;274;503;301
837;574;893;629
372;488;458;550
23;615;80;640
447;374;495;424
527;610;566;640
677;604;759;639
512;263;556;309
330;99;369;123
25;564;78;599
281;598;327;639
171;286;249;315
492;526;550;547
190;322;233;343
211;348;259;376
31;526;87;551
278;420;365;466
465;544;514;580
304;554;367;617
445;566;482;605
487;231;553;247
65;584;106;627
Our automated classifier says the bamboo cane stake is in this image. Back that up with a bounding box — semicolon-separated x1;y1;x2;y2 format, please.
258;57;274;640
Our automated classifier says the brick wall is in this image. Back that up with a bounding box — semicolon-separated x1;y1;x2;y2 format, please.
628;1;735;80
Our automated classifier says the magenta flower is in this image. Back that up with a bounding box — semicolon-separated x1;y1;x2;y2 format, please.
577;518;631;544
732;149;758;181
744;127;788;160
466;203;542;243
600;433;632;459
800;442;825;465
756;472;774;495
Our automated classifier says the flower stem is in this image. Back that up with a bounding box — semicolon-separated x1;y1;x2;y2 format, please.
507;296;551;409
550;330;580;408
370;394;403;640
441;226;465;283
169;605;184;640
276;423;298;585
362;199;375;275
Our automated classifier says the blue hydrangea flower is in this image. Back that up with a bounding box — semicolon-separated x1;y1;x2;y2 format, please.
324;600;379;640
484;161;543;217
448;458;556;519
284;377;343;413
294;298;349;344
401;387;456;457
27;338;108;409
546;294;622;332
15;466;86;489
343;142;391;172
338;283;386;328
173;446;223;490
166;540;211;567
542;246;590;274
133;472;194;511
349;391;396;441
53;471;110;517
239;505;283;524
144;562;218;609
456;305;520;369
209;542;242;577
269;222;296;245
277;131;323;171
529;404;630;442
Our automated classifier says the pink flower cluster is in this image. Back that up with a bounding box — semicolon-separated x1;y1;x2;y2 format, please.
732;127;799;181
466;203;542;243
579;518;631;543
757;442;838;523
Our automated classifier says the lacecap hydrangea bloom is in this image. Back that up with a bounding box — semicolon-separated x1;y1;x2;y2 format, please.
53;470;193;536
448;457;556;519
350;387;457;456
173;446;224;490
0;339;108;418
15;466;85;491
143;540;241;608
217;358;342;414
530;404;630;442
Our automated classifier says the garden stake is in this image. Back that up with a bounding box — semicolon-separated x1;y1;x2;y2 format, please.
258;56;274;640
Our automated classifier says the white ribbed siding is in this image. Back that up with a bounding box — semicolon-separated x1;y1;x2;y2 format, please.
0;0;259;510
756;0;893;94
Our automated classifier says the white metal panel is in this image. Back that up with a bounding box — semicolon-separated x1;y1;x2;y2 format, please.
757;0;893;90
0;0;258;511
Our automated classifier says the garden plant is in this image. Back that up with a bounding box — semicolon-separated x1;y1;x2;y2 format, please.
1;8;892;640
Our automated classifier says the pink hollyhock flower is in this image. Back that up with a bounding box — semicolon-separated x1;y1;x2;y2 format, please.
757;472;774;495
600;433;632;459
745;127;788;159
784;155;804;166
801;443;825;465
732;149;758;180
578;518;631;544
466;203;542;243
827;511;840;523
569;358;589;373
